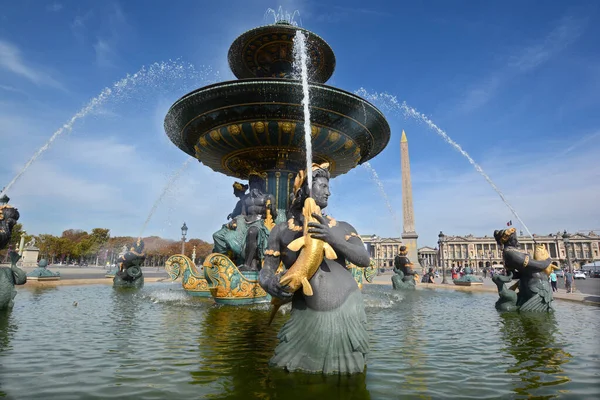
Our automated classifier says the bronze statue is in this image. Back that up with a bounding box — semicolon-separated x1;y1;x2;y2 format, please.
212;174;277;270
0;247;27;310
494;228;556;312
259;163;370;374
0;194;20;250
391;245;417;290
113;238;145;288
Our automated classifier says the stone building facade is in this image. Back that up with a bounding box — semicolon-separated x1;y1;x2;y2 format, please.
361;235;439;270
439;231;600;271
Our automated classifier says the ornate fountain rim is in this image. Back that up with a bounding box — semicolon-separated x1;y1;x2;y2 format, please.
164;78;391;178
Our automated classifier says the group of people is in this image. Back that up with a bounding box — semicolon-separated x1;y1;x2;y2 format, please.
549;269;575;293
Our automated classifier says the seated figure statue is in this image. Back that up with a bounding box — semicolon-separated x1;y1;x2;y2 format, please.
494;228;554;312
0;194;20;250
113;238;146;288
0;247;27;310
212;174;277;271
259;163;370;374
391;245;417;290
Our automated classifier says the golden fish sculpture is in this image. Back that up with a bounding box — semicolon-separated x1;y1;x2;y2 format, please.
534;244;561;276
268;197;337;325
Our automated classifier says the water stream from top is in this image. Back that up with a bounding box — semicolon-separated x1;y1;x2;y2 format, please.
355;89;534;240
138;157;194;238
0;61;213;199
362;162;402;235
293;30;313;196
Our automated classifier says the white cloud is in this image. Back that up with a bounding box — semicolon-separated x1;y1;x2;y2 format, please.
94;38;116;68
46;3;63;12
0;39;63;89
458;15;587;113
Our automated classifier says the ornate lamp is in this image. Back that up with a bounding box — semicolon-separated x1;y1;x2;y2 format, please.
181;222;188;255
562;230;572;272
438;231;447;284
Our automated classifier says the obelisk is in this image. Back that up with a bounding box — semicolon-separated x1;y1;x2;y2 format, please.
400;130;421;269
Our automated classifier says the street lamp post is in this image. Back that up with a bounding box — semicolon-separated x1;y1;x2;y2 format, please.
439;231;448;284
562;230;573;272
181;222;188;255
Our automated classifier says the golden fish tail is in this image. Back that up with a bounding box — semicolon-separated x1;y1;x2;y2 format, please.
301;277;313;296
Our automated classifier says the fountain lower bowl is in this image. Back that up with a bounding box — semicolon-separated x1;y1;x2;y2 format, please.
164;79;390;179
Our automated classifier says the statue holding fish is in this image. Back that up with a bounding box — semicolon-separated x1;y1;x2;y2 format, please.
259;163;371;374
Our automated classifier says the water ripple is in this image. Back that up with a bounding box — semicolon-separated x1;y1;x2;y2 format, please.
0;283;598;399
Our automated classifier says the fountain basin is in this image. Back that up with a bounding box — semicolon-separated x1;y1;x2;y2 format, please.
164;79;391;180
2;284;598;398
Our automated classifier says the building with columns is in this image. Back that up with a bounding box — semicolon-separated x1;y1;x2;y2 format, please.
361;234;440;271
361;235;402;269
438;231;600;271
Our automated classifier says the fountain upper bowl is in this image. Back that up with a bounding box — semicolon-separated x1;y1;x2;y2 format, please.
164;78;391;179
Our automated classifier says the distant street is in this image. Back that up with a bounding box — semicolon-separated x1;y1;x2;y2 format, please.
21;265;170;281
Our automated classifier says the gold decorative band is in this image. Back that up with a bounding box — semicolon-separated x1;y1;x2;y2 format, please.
287;219;302;232
523;255;530;268
265;249;281;257
345;232;362;241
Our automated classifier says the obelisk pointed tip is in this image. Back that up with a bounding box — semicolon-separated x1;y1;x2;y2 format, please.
401;130;408;143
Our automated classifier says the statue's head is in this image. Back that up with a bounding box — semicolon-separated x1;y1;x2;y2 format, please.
494;228;517;246
0;194;9;205
399;246;408;256
248;172;265;195
38;259;48;268
232;181;248;198
292;162;331;209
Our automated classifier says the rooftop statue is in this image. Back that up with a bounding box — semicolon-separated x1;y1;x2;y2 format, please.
494;228;558;312
113;238;145;288
0;247;27;310
391;246;417;290
259;163;370;374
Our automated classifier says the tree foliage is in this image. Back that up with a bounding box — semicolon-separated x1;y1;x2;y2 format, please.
2;226;213;266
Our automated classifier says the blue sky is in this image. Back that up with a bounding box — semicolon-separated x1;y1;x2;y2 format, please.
0;0;599;247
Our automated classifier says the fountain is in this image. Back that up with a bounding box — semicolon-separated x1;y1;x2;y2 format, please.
164;20;390;306
112;238;146;289
26;259;60;281
391;245;418;290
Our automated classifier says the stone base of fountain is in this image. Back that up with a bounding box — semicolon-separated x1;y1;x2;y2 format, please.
453;275;483;286
26;260;60;281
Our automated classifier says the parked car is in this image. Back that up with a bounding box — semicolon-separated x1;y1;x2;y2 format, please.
555;269;565;278
574;271;586;279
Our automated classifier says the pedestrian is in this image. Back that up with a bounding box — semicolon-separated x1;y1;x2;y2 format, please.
564;270;573;293
549;270;558;292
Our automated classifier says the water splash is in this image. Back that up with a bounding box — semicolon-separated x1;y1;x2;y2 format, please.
293;30;313;195
355;88;534;240
362;162;401;235
139;157;194;237
0;61;215;199
265;6;300;26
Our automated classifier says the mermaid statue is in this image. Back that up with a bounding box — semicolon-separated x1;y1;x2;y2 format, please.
113;238;145;288
259;163;370;374
494;228;557;312
391;245;417;290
